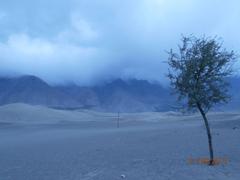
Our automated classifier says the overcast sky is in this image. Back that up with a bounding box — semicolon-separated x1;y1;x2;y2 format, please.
0;0;239;85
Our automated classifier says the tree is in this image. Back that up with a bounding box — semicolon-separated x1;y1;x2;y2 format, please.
167;35;237;165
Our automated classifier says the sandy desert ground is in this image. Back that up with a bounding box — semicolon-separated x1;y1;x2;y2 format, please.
0;103;239;180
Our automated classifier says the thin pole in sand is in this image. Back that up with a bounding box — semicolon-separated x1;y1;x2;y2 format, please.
117;111;120;128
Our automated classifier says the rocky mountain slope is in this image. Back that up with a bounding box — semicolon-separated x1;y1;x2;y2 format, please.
0;75;239;112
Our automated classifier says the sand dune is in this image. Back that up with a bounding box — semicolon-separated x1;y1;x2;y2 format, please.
0;103;239;180
0;103;239;125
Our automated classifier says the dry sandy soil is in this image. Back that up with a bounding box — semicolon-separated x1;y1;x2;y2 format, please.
0;103;239;180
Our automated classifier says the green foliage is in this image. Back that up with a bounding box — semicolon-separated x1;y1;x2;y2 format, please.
168;35;237;113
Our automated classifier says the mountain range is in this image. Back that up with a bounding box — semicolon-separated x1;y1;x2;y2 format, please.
0;75;239;112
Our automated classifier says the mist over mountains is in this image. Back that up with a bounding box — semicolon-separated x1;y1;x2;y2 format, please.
0;75;174;112
0;75;239;112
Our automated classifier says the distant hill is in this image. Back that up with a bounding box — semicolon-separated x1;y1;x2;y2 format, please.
57;79;175;112
0;75;239;112
93;79;174;112
0;76;82;109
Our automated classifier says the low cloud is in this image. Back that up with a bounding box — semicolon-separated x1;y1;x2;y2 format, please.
0;33;114;85
0;0;239;85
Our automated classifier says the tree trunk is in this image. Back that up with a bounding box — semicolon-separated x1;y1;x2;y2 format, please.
197;103;214;166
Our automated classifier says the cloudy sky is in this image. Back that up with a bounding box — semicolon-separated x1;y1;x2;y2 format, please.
0;0;239;85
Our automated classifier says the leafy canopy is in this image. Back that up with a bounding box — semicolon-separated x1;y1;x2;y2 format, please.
168;36;237;113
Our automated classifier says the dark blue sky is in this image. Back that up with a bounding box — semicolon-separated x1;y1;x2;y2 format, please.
0;0;239;85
